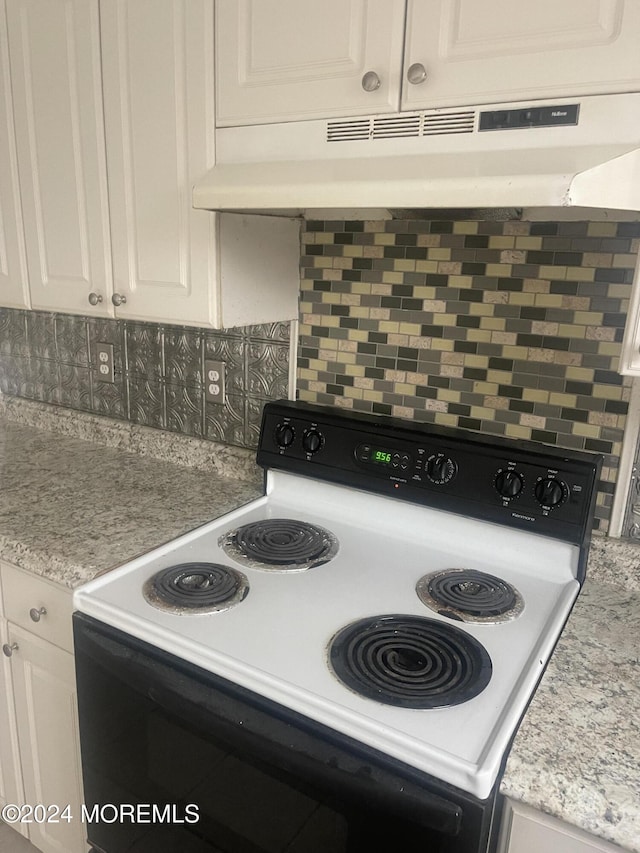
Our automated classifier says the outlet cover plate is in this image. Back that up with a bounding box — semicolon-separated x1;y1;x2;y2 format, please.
204;359;226;403
95;342;115;383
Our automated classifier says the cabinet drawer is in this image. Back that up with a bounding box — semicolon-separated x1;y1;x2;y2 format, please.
1;563;73;653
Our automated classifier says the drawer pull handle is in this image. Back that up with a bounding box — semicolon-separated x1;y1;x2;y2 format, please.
2;643;18;657
29;607;47;623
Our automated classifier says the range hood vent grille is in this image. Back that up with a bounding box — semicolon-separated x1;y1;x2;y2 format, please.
422;110;476;136
372;114;421;138
326;118;371;142
327;109;476;143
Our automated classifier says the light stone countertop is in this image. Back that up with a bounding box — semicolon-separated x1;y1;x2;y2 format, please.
0;397;263;588
500;539;640;852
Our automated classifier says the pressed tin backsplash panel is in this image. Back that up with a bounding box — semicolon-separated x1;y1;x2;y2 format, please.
0;310;291;449
298;218;640;533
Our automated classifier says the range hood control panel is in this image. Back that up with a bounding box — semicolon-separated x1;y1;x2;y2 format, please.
479;103;579;131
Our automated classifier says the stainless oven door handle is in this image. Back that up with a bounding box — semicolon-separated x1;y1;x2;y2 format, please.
75;615;465;838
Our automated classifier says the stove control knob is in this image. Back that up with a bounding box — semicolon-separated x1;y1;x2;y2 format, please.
534;477;567;508
495;470;524;499
302;428;324;455
274;422;295;449
425;453;457;485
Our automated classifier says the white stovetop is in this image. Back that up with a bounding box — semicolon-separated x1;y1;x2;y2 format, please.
74;471;580;800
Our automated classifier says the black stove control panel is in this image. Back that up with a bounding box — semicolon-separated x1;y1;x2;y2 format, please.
258;401;602;565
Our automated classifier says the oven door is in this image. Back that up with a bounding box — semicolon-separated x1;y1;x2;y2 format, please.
73;613;497;853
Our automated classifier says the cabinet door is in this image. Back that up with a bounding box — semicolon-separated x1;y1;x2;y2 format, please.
402;0;640;111
6;0;112;317
0;619;26;837
216;0;406;126
8;624;85;853
101;0;219;326
0;0;29;310
500;799;622;853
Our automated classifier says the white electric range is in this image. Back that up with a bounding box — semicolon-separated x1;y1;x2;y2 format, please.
73;401;601;853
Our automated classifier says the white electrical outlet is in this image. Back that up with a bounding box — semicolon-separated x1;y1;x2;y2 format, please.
204;360;226;404
95;342;115;383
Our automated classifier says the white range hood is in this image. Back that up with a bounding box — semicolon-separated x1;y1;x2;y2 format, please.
193;93;640;215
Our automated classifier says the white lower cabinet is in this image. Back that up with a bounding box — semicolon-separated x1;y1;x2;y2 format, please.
0;617;25;837
0;562;86;853
499;799;622;853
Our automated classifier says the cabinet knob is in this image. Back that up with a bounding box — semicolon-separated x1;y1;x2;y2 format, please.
29;606;47;623
88;292;103;306
361;71;381;92
2;643;18;657
111;292;127;307
407;62;428;85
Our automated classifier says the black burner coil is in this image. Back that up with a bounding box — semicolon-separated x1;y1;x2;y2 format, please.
425;570;518;618
224;518;337;568
329;615;492;709
146;563;248;611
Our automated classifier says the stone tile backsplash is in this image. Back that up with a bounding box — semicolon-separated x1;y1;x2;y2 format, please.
298;218;640;532
0;310;291;449
2;216;640;533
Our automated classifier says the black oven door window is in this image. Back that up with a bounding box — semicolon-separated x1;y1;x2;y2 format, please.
73;614;494;853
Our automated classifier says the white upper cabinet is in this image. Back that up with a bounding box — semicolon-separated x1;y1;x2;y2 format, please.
1;0;301;328
215;0;406;126
0;0;29;310
102;0;299;327
101;1;299;328
403;0;640;111
6;0;112;316
216;0;640;126
100;0;218;325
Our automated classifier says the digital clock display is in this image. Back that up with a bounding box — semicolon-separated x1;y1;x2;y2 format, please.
354;443;412;470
